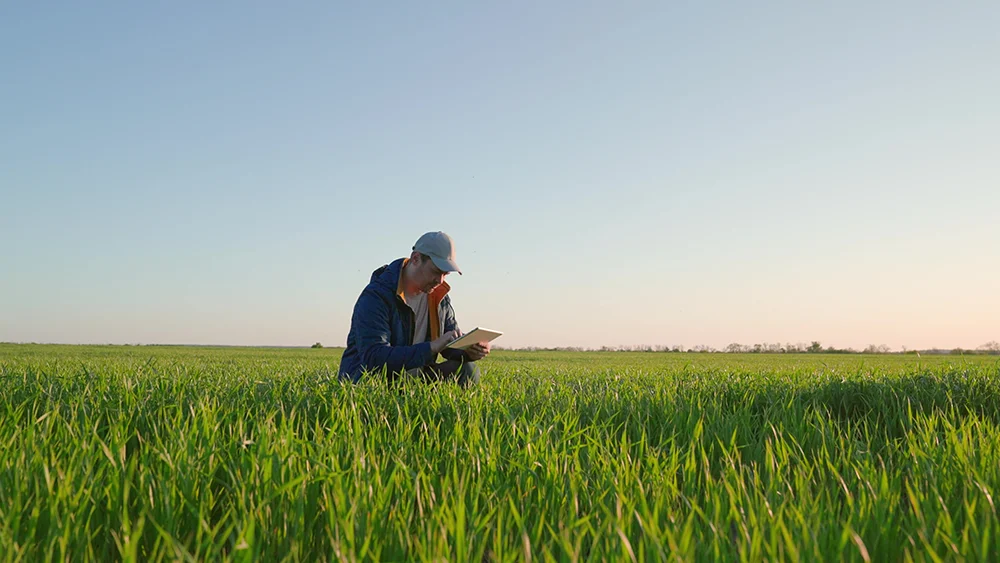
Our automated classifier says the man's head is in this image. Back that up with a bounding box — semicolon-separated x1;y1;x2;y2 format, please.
406;231;462;293
407;252;450;293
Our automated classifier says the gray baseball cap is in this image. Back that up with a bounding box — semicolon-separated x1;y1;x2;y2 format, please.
413;231;462;275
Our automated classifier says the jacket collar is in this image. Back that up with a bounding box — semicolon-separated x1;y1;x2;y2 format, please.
388;257;451;304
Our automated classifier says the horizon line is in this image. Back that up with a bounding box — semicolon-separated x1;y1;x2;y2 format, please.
2;341;998;354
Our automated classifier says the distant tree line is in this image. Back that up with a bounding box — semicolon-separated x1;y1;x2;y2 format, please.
492;340;1000;355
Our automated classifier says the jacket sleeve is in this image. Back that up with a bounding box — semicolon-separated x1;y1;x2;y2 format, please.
354;290;436;374
438;294;471;363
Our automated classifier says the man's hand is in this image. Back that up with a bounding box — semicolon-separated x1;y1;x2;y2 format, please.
466;341;491;361
431;329;461;355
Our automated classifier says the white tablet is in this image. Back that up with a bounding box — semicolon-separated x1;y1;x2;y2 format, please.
446;327;503;350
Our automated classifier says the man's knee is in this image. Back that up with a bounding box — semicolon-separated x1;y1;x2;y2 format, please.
457;361;480;388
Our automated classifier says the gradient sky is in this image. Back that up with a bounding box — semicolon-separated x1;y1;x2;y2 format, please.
2;2;998;351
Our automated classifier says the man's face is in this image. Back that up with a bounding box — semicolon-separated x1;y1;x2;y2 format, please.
413;254;449;293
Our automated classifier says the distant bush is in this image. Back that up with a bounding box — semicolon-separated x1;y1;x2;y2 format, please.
311;342;323;349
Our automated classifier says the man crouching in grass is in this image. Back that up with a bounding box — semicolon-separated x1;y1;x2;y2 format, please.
338;231;489;388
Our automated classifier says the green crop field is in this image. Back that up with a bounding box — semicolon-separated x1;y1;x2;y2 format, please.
2;344;999;561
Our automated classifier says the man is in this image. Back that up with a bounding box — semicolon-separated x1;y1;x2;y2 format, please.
338;231;490;387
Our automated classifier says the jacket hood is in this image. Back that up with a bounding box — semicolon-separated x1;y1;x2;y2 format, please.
370;258;406;294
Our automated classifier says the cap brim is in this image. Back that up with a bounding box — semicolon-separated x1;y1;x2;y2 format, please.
430;255;462;275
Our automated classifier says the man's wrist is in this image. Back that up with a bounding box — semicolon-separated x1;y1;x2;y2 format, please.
422;342;438;363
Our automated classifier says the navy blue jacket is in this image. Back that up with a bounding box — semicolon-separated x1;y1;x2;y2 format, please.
338;258;466;382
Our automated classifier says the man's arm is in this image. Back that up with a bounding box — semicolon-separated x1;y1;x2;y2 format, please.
354;291;436;374
438;295;471;363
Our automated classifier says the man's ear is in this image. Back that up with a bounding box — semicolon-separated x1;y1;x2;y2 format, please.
409;250;422;263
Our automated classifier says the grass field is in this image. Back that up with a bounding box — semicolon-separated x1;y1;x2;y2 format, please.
2;344;999;561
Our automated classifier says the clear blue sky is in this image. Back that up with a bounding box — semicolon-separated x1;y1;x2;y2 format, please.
2;2;997;350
